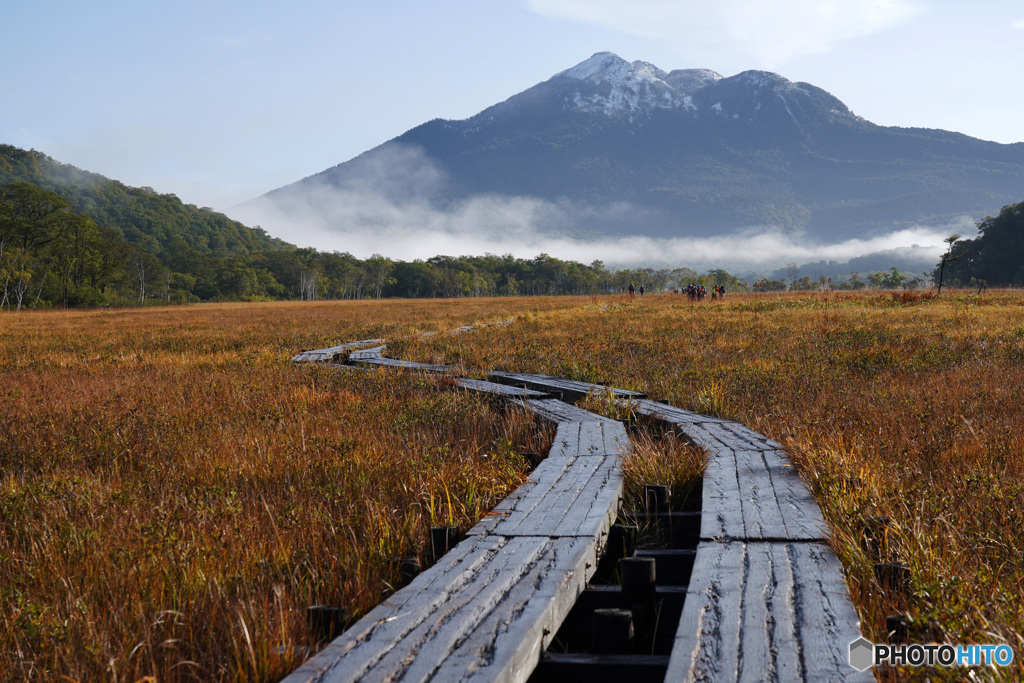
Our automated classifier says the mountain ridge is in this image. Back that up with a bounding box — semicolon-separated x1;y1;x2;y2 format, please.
246;52;1024;245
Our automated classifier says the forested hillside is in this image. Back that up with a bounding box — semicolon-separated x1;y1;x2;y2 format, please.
0;145;288;256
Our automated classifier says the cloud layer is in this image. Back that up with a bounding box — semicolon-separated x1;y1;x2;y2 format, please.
232;182;968;274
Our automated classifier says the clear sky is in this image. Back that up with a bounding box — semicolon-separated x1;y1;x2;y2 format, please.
4;0;1023;214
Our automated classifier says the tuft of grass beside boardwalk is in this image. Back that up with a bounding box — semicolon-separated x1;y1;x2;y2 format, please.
396;290;1024;681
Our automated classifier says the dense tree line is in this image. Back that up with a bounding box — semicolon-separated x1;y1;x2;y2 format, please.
938;200;1024;287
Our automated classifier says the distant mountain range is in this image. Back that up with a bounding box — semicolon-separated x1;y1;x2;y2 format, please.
243;52;1024;244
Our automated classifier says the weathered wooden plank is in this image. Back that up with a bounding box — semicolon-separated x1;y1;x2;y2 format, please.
492;372;646;401
372;537;588;683
601;421;631;456
759;449;829;541
291;339;385;363
548;422;581;459
344;344;450;373
356;356;451;373
790;542;869;682
699;447;745;541
578;421;607;456
467;455;623;539
719;421;784;451
696;422;764;452
627;398;727;425
738;542;800;682
676;422;729;451
513;398;619;425
667;541;871;682
454;377;551;399
468;451;584;536
283;535;598;683
445;538;597;683
671;540;744;680
540;422;627;460
734;449;788;540
346;345;388;361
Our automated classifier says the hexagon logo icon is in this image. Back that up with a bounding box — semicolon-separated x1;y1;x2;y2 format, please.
849;637;875;671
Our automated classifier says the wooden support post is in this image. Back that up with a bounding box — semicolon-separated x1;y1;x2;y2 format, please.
619;557;657;604
619;556;657;653
591;608;634;654
608;523;637;560
521;451;543;468
861;516;890;560
389;556;421;584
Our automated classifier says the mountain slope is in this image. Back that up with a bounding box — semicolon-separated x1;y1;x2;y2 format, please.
0;145;291;256
253;52;1024;241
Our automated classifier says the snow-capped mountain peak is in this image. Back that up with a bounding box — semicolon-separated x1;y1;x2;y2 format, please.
553;52;720;117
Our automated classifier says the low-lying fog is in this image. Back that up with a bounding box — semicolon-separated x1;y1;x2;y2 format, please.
228;145;976;274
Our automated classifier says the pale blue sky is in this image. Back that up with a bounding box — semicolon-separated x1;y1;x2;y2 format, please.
4;0;1023;212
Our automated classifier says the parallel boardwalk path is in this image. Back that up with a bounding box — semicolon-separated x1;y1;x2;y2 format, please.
287;333;869;682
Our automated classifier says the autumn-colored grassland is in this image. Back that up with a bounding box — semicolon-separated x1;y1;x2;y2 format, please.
1;299;567;682
4;291;1023;682
393;290;1024;681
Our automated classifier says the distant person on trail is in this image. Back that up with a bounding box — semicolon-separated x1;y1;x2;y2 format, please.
628;282;635;300
639;285;645;296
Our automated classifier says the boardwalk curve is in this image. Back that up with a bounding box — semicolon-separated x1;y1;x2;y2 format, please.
287;329;869;682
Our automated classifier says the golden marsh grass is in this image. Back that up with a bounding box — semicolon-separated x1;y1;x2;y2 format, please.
3;292;1023;681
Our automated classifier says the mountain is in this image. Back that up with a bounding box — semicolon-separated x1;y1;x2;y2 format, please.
243;52;1024;244
0;144;290;257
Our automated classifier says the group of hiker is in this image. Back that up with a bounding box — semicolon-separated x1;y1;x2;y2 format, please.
626;282;726;301
683;283;726;300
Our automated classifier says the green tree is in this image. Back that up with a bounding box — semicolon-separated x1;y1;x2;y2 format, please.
882;266;907;290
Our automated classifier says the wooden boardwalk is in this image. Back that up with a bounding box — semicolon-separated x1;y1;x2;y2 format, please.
628;399;871;682
288;335;869;682
286;340;626;683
